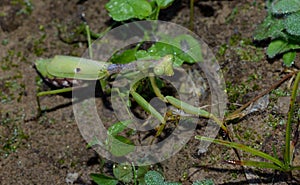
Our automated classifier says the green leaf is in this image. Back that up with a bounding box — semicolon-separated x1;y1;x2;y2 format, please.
285;12;300;36
107;120;132;136
86;136;102;148
150;43;185;66
174;34;203;63
135;50;163;60
105;0;152;21
113;164;133;183
192;179;214;185
136;166;150;184
110;48;138;64
267;39;300;58
227;160;283;170
196;136;285;169
145;171;165;185
271;0;300;14
156;0;175;8
283;51;296;67
148;42;180;58
253;15;286;41
165;182;182;185
135;34;202;66
107;135;135;157
145;171;181;185
90;173;118;185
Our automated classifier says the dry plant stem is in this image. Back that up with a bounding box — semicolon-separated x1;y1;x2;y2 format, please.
226;71;297;121
189;0;194;31
223;72;297;178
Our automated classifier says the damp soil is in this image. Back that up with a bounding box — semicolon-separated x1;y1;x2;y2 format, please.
0;0;299;184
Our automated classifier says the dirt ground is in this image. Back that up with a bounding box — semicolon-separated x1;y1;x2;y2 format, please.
1;0;299;184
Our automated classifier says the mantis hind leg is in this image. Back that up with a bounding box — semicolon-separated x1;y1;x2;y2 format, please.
36;84;90;117
36;87;74;117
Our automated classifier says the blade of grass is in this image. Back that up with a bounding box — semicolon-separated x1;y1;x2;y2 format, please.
285;71;300;165
85;24;93;59
226;160;283;170
196;136;285;169
291;166;300;170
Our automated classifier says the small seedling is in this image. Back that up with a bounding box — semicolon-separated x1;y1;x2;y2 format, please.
91;167;214;185
91;163;149;185
105;0;176;21
254;0;300;66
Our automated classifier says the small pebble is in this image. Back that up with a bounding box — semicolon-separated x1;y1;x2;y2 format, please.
277;96;290;114
66;172;79;184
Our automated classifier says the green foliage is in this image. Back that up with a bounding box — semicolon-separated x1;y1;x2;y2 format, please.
271;0;300;14
90;174;118;185
110;34;202;67
144;171;214;185
196;72;300;172
285;12;300;36
107;120;132;136
266;40;300;58
105;0;152;21
105;0;176;21
113;164;134;183
11;0;34;15
91;167;214;185
144;171;181;185
106;135;135;157
254;0;300;66
87;120;135;157
91;164;149;185
0;112;28;158
156;0;174;8
218;34;264;63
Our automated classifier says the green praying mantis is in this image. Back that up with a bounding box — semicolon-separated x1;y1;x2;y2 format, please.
35;54;174;96
34;53;227;135
34;19;228;139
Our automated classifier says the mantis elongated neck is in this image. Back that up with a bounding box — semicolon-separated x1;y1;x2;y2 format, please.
107;63;137;74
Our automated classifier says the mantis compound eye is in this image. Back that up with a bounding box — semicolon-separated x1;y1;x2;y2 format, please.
153;66;164;75
154;55;174;76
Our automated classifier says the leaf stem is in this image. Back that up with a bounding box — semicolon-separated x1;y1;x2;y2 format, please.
155;8;160;20
85;24;93;59
285;71;300;165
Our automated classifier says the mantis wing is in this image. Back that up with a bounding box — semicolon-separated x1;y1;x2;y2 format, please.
43;55;110;80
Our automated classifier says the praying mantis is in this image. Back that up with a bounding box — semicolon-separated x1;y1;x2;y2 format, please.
34;20;228;147
34;54;227;134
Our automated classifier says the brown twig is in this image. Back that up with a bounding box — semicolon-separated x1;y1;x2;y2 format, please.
226;71;297;121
